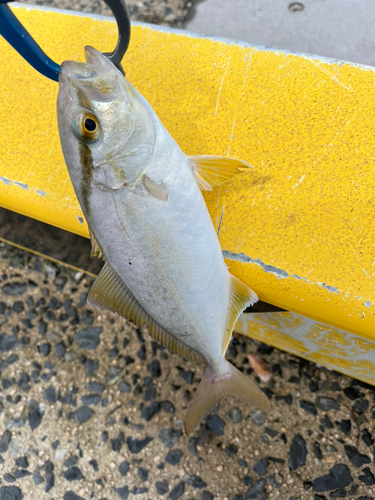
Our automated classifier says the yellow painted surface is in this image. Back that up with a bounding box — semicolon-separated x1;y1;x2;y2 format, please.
236;312;375;386
0;6;374;342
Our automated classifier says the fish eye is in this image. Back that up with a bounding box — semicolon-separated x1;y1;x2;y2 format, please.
84;118;96;132
73;112;101;142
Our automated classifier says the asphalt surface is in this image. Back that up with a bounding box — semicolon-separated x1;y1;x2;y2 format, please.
1;2;375;500
1;242;375;500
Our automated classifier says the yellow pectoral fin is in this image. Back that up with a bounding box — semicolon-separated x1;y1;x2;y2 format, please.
188;155;252;191
88;262;205;364
222;274;258;352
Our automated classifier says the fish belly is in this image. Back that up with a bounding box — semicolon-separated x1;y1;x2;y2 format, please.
87;159;230;362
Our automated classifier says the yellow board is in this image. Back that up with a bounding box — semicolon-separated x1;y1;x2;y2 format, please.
237;312;375;386
0;6;374;343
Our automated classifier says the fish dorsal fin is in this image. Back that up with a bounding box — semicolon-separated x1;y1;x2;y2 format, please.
222;274;258;352
88;262;205;364
188;155;252;191
89;228;104;260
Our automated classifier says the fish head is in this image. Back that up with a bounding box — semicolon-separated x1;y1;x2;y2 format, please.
57;46;154;190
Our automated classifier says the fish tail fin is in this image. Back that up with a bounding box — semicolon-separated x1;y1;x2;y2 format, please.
184;361;270;435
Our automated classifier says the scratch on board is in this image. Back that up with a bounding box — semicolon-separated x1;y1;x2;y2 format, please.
227;49;253;155
35;190;46;197
217;205;225;236
310;60;351;90
215;56;232;116
216;186;222;209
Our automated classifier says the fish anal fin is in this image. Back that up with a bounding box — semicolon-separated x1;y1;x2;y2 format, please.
89;228;104;259
88;262;205;364
188;155;252;191
222;275;258;352
184;361;270;435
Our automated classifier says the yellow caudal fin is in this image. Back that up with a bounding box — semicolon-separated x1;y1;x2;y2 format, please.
184;362;270;436
188;155;252;191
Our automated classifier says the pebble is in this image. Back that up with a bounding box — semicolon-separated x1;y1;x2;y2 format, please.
86;381;104;393
2;282;27;295
118;461;129;476
227;407;242;423
33;470;43;485
0;334;18;352
156;480;169;495
358;467;375;486
253;459;268;475
250;409;267;426
6;419;25;429
141;402;160;421
201;491;215;500
64;492;86;500
15;457;28;468
64;467;84;481
343;386;362;400
4;474;15;483
206;414;226;436
361;428;374;446
74;327;102;350
74;406;94;425
289;434;307;471
185;475;207;489
224;444;238;455
38;343;50;356
55;449;68;460
148;360;161;378
245;478;266;499
111;432;125;452
105;366;123;386
138;467;148;481
81;394;101;406
114;485;129;499
45;473;54;493
0;486;24;499
64;457;78;468
344;445;370;467
178;370;194;384
335;419;351;435
353;399;369;414
316;397;339;411
165;449;183;465
0;430;12;453
127;436;153;453
299;400;317;416
43;386;57;403
312;464;353;492
169;481;184;500
157;429;182;449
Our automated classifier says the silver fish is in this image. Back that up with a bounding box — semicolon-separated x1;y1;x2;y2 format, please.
57;46;269;434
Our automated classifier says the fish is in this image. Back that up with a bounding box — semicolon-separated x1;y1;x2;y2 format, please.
57;46;270;435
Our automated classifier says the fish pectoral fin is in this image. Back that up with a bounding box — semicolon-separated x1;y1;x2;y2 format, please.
88;262;205;364
188;155;252;191
222;274;258;352
143;175;169;201
184;361;270;435
89;228;104;259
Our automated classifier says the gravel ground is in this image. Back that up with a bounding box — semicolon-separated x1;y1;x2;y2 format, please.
1;242;375;500
18;0;194;26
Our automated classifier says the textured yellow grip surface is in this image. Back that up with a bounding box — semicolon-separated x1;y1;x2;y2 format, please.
0;6;374;341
